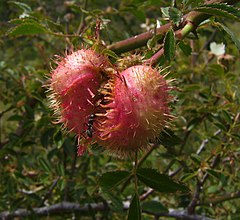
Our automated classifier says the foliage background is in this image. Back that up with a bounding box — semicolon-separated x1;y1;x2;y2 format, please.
0;0;240;219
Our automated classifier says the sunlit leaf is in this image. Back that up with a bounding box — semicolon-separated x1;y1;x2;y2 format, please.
8;22;49;36
161;7;170;18
9;1;32;13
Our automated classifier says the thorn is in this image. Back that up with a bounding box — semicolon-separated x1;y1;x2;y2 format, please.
145;118;150;125
86;99;94;106
87;88;95;98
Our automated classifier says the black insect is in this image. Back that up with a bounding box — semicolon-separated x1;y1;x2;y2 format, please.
86;114;95;138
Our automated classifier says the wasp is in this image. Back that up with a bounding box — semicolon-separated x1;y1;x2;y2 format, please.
86;114;95;138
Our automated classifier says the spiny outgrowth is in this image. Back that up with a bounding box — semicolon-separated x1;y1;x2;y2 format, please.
48;49;111;153
48;48;172;157
96;65;171;157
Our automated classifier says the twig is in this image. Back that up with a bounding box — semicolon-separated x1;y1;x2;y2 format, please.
187;180;202;215
187;154;220;214
140;188;154;201
196;129;221;155
179;130;192;155
200;191;240;206
64;141;78;201
134;150;139;193
0;106;14;147
120;143;158;192
0;106;14;118
0;201;213;220
187;111;239;214
198;29;218;56
179;95;220;155
40;177;60;206
144;48;164;66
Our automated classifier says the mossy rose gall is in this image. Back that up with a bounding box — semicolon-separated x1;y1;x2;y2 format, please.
97;65;171;157
48;49;110;141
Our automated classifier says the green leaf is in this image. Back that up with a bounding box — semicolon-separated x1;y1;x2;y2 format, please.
142;201;168;214
215;22;240;50
161;7;170;18
133;9;146;22
7;115;23;121
195;4;240;21
206;169;225;180
56;163;65;176
181;172;198;182
214;122;228;131
208;64;225;76
8;22;49;36
127;194;141;220
57;178;66;191
207;4;240;18
10;198;25;212
232;133;240;140
102;49;119;59
102;192;123;211
9;1;32;13
159;128;182;148
99;171;131;191
221;110;232;124
40;128;55;148
183;84;201;92
190;154;202;165
147;34;163;49
187;117;201;131
183;0;204;8
38;157;51;173
137;168;189;193
164;28;175;61
169;7;182;26
178;41;192;56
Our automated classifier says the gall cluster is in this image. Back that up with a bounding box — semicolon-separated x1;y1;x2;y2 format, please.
48;49;171;157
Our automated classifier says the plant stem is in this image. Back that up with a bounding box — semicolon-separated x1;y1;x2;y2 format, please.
121;144;157;192
145;21;194;65
107;23;171;54
145;48;164;65
134;150;138;194
76;0;88;35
